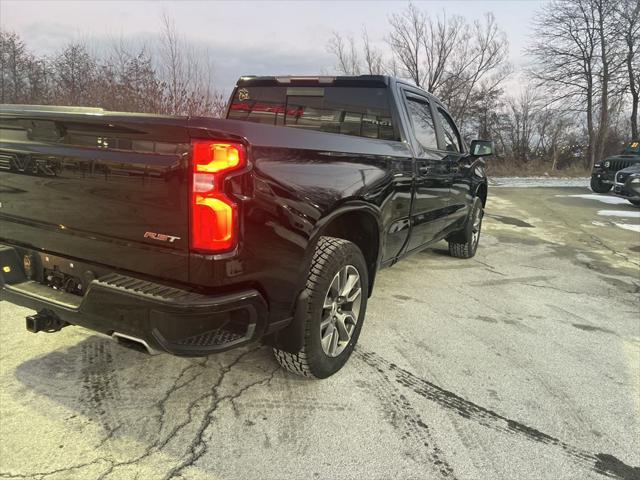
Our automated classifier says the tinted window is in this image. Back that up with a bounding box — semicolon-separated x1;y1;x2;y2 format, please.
405;97;438;150
436;108;462;152
624;142;639;154
228;86;398;141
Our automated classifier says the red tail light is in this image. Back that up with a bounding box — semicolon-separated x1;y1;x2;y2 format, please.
190;140;246;253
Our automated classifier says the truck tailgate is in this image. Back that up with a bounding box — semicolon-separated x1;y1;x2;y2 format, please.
0;108;192;283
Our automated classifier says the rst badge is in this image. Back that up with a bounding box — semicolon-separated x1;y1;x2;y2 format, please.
144;231;181;243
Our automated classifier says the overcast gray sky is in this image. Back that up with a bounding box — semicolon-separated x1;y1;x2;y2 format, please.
1;0;544;93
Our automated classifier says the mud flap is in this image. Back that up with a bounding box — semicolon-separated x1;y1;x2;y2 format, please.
268;289;309;354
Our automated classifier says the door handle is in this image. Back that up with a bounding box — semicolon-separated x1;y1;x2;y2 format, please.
447;157;462;172
418;166;431;175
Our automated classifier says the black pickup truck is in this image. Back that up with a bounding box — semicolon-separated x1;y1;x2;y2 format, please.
0;75;491;378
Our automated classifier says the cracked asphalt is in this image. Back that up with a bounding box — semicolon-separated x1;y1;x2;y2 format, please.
1;186;639;480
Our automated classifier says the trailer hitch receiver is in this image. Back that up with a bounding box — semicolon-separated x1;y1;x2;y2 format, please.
26;310;69;333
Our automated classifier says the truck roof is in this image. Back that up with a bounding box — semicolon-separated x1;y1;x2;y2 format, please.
236;75;392;88
0;104;185;120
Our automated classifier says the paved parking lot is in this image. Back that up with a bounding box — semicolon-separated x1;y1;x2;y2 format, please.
1;185;639;480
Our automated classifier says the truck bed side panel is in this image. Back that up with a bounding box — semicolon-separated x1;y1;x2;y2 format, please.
187;118;413;322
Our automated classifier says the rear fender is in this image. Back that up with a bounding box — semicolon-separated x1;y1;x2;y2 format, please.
269;202;383;354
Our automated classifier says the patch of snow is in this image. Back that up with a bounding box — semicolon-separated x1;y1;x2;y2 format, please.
597;210;640;218
490;177;589;188
556;194;629;205
591;221;607;227
614;223;640;233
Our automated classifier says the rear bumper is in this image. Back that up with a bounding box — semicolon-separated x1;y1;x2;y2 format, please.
0;245;268;356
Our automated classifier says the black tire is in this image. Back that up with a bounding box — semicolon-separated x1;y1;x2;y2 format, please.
272;236;369;379
629;199;640;207
590;176;612;193
448;197;483;259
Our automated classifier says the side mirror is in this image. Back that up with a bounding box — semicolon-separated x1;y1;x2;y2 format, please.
470;140;494;157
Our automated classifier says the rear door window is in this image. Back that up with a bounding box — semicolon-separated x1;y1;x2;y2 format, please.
228;86;399;141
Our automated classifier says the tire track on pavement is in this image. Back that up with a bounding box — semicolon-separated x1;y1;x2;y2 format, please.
360;355;458;479
355;348;640;480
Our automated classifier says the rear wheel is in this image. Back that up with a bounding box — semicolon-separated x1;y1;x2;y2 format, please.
590;176;612;193
448;197;483;259
273;236;368;379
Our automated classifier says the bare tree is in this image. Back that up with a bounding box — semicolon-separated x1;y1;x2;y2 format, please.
159;13;188;114
25;56;52;104
361;27;384;75
327;28;387;76
385;5;509;129
466;80;505;141
0;30;51;104
327;32;361;75
535;107;574;171
158;13;225;116
616;0;640;138
593;0;624;161
441;13;510;128
529;0;629;166
97;44;165;113
529;0;599;167
52;42;97;106
505;90;539;162
1;22;227;117
422;13;464;93
387;3;425;86
1;31;27;102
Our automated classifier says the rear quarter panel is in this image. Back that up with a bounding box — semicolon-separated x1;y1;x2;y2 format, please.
186;118;413;323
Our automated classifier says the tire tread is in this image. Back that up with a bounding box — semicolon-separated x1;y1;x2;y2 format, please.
448;240;471;258
448;198;482;259
272;236;353;378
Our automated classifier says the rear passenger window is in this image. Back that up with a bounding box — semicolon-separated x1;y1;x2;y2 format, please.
436;108;462;152
405;97;438;150
228;86;398;141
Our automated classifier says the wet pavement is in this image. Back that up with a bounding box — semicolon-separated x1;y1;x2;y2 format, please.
1;186;639;480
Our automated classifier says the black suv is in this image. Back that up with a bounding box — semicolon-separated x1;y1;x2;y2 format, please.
590;141;640;193
613;164;640;206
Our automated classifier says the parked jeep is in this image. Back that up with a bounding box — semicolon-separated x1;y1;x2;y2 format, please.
590;141;640;193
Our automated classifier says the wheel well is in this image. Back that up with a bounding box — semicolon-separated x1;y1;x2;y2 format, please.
321;211;379;294
477;183;487;207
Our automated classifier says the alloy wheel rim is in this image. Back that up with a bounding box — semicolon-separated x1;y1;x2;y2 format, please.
320;265;362;357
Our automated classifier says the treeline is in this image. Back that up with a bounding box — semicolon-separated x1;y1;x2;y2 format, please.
328;0;639;171
2;2;639;173
0;15;227;117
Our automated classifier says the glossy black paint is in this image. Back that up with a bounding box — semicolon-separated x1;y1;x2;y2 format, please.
612;164;640;202
0;76;488;353
0;109;192;283
186;116;415;324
